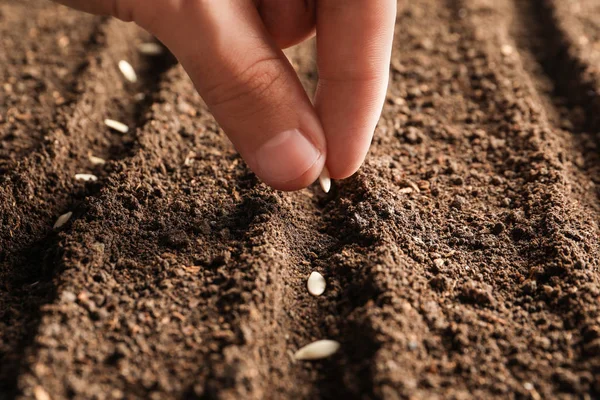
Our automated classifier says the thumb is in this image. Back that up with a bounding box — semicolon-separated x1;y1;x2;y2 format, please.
56;0;327;191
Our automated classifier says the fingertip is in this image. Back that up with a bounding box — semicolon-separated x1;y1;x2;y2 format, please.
313;0;396;182
267;161;325;191
252;128;326;191
262;152;326;192
326;151;368;180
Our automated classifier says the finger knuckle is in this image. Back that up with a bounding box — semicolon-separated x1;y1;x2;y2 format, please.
205;56;288;118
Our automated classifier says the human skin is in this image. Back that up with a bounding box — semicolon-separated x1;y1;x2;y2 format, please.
53;0;397;191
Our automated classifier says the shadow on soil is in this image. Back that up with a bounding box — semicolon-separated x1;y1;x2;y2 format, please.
0;232;64;399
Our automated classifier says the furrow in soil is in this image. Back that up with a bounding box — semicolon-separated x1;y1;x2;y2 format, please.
533;0;600;133
199;42;384;398
14;62;250;398
0;15;172;397
531;0;600;198
506;0;600;394
0;1;98;167
197;43;329;399
339;0;600;397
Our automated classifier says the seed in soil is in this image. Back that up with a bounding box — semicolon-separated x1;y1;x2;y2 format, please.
319;166;331;193
53;211;73;229
104;119;129;133
33;386;51;400
307;271;326;296
118;60;137;83
138;42;164;56
75;174;98;182
89;155;106;165
294;340;340;361
501;44;514;56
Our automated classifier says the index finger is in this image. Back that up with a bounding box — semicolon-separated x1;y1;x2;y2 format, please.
314;0;396;179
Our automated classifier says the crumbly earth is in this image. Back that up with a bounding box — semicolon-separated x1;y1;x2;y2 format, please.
1;0;600;399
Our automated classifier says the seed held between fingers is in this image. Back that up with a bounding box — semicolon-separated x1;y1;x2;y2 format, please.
53;211;72;229
319;166;331;193
118;60;137;83
307;271;326;296
104;119;129;134
294;340;340;361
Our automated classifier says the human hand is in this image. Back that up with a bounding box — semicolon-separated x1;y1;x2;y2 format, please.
55;0;396;191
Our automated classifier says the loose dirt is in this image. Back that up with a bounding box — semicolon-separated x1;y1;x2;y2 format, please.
2;0;600;399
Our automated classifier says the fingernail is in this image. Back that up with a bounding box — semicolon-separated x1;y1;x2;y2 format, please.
255;129;321;184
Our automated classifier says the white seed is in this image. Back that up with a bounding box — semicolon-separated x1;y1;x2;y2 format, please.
294;340;340;361
137;42;164;56
53;211;73;229
89;155;106;165
33;386;51;400
501;44;513;56
104;119;129;133
118;60;137;83
75;174;98;182
319;166;331;193
307;271;326;296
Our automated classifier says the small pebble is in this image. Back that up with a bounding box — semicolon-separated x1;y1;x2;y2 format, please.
118;60;137;83
137;42;163;56
319;166;331;193
177;100;193;115
294;339;340;361
307;271;326;296
89;155;106;165
53;211;73;229
60;291;77;303
75;174;98;182
104;119;129;133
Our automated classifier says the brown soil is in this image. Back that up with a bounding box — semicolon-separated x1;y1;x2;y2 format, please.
2;0;600;398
